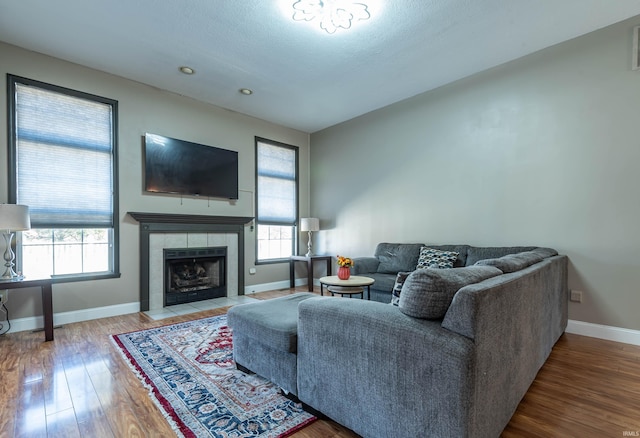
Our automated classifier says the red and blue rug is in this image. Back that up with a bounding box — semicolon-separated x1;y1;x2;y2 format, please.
111;315;315;437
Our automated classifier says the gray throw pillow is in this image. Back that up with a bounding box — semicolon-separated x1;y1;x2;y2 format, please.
390;271;411;306
375;243;424;274
398;266;503;319
475;249;550;273
530;247;558;259
465;246;537;266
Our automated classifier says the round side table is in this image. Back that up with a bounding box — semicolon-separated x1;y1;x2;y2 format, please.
319;275;375;300
327;285;365;299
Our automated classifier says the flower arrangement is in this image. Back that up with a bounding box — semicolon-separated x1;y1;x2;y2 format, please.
336;255;354;268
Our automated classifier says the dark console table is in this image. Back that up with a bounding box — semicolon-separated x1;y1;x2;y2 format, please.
0;277;54;341
289;255;332;292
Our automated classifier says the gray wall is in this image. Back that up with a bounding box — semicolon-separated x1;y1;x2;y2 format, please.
0;42;310;319
311;17;640;331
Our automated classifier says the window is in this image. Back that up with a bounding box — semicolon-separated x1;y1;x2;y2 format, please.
255;137;298;262
8;75;119;280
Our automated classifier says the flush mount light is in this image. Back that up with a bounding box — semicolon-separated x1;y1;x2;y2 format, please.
292;0;370;34
239;88;253;95
179;66;195;75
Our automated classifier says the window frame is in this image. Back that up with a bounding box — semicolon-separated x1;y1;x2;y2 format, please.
7;74;120;282
254;137;299;264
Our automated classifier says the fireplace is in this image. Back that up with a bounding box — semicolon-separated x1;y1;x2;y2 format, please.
164;247;227;306
128;212;253;311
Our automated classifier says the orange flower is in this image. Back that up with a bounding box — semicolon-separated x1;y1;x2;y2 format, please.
336;255;354;268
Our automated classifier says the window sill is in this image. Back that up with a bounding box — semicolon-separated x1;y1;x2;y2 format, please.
49;271;121;284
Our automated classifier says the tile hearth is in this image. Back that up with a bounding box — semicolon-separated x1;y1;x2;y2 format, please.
144;295;258;320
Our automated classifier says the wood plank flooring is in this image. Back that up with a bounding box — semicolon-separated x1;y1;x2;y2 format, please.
0;287;639;437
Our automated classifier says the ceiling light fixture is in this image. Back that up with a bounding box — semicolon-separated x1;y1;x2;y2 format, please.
179;66;195;75
239;88;253;95
292;0;370;34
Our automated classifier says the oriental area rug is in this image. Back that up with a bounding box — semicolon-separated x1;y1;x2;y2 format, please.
111;315;315;438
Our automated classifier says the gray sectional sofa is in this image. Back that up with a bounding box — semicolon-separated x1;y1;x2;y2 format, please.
229;243;568;438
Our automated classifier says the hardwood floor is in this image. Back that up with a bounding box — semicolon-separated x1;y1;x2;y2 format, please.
0;287;639;437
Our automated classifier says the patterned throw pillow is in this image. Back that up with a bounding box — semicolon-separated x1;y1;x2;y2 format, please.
390;271;411;306
416;247;459;270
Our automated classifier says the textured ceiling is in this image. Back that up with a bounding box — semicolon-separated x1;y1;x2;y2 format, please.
2;1;640;133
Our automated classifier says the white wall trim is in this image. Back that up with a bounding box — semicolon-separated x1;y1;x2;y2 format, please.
9;292;638;348
244;279;305;295
6;302;140;335
3;279;307;334
566;319;640;346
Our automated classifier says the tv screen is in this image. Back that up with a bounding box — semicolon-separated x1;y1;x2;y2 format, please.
144;133;239;199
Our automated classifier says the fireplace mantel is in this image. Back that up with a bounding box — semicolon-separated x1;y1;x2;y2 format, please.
128;212;252;311
128;212;253;226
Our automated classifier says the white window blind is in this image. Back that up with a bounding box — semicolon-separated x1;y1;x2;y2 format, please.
14;83;114;227
257;140;297;224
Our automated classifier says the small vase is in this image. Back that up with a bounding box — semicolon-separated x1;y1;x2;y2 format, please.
337;266;351;280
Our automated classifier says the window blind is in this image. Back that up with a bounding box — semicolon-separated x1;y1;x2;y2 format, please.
14;83;114;227
256;140;297;224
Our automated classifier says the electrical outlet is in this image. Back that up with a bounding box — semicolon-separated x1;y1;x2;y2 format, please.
0;290;8;305
570;290;583;303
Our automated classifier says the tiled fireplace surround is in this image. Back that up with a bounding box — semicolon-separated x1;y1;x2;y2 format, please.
128;212;253;311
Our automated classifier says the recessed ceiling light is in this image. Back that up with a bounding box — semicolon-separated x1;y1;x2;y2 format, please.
239;88;253;95
179;66;195;75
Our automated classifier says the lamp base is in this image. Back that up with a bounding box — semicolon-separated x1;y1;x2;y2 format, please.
2;231;20;280
305;231;314;258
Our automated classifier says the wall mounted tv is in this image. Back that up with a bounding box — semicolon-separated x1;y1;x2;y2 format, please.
144;133;239;200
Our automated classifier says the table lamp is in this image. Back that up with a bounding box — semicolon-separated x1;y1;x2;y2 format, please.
300;217;320;257
0;204;31;280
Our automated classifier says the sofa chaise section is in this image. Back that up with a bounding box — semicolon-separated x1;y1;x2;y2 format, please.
297;298;476;437
296;253;568;438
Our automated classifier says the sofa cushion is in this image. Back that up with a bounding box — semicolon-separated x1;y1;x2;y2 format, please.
465;246;537;266
390;271;411;306
398;266;503;319
475;247;558;273
375;243;424;274
416;247;459;270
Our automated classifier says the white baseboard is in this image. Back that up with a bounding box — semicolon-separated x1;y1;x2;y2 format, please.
566;319;640;346
9;288;637;348
244;279;307;295
3;279;308;334
5;302;140;335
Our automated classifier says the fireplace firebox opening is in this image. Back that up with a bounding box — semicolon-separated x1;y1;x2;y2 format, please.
163;246;227;306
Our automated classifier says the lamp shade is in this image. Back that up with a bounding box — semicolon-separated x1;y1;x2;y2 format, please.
0;204;31;231
300;217;319;232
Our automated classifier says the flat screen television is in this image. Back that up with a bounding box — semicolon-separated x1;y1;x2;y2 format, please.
144;133;239;199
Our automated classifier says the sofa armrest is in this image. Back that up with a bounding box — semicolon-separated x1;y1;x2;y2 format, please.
297;297;474;437
351;256;379;274
441;255;568;437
